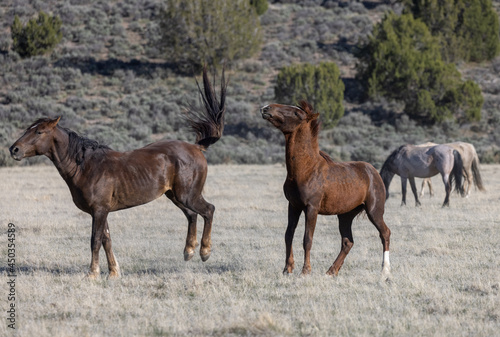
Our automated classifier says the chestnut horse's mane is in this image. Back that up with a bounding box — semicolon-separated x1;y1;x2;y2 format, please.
297;100;334;163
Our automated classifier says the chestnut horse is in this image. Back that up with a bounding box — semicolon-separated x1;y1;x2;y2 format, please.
9;67;227;279
261;101;391;278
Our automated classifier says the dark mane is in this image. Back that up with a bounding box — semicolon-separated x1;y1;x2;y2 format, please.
64;128;111;167
380;146;403;177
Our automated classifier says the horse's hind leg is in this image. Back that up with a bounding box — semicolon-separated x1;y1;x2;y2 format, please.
166;191;199;261
420;178;434;198
365;202;391;279
442;173;452;207
187;196;214;262
327;205;363;276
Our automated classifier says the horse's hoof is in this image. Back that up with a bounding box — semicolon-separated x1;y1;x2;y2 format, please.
200;248;211;262
300;267;312;276
85;271;100;280
325;269;338;276
184;249;195;261
108;270;120;279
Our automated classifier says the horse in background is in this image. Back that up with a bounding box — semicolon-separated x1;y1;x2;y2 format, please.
261;101;391;279
9;67;227;279
418;142;484;198
380;144;465;207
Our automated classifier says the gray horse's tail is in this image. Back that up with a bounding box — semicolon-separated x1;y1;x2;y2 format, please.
471;150;485;191
451;150;465;196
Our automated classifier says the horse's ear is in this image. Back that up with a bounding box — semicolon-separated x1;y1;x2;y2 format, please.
48;116;61;128
299;100;313;114
308;113;320;121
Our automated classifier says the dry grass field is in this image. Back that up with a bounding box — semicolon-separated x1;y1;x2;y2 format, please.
1;164;499;336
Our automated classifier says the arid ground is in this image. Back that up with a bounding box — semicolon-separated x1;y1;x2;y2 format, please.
1;164;499;336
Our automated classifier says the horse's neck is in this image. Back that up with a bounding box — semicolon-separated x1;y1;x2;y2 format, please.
48;128;81;183
285;125;321;179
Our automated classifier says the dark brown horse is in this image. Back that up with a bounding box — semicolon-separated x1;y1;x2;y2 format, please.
9;67;227;279
261;101;391;278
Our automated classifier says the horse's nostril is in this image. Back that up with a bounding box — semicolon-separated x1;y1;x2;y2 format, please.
9;146;19;155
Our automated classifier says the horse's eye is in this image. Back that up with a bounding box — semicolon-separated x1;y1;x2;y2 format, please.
36;131;42;135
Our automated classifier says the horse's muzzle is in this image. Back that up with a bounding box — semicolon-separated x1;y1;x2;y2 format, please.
9;145;23;161
261;105;272;120
261;112;272;120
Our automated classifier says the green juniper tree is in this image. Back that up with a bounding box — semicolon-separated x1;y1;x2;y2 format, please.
356;11;483;125
11;11;62;58
158;0;262;71
404;0;500;62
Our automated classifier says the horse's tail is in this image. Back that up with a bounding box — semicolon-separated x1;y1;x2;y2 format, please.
379;148;399;199
471;148;485;191
186;66;227;150
451;150;465;196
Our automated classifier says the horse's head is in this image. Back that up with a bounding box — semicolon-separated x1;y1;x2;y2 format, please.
9;117;61;161
261;101;319;134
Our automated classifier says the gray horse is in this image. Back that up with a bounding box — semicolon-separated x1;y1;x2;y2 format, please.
380;144;465;207
418;142;484;198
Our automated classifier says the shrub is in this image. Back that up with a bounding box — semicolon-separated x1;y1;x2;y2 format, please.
158;0;262;71
275;62;345;128
11;11;62;58
356;11;483;125
404;0;500;63
250;0;269;15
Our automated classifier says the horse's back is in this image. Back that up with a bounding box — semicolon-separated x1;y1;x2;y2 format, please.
80;139;207;212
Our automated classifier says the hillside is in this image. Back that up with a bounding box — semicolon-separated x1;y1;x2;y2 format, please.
1;0;500;167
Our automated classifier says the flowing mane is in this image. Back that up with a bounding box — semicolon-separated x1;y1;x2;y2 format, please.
65;129;110;167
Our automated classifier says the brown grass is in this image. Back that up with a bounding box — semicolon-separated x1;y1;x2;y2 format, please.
1;164;499;336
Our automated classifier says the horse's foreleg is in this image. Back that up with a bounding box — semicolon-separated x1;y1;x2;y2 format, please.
102;220;120;279
409;177;421;206
301;206;318;275
400;177;408;206
284;204;301;275
88;211;107;279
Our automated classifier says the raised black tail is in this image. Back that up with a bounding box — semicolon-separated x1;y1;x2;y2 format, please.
451;150;465;196
186;66;227;149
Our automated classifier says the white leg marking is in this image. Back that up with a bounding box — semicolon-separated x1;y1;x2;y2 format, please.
382;251;391;276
